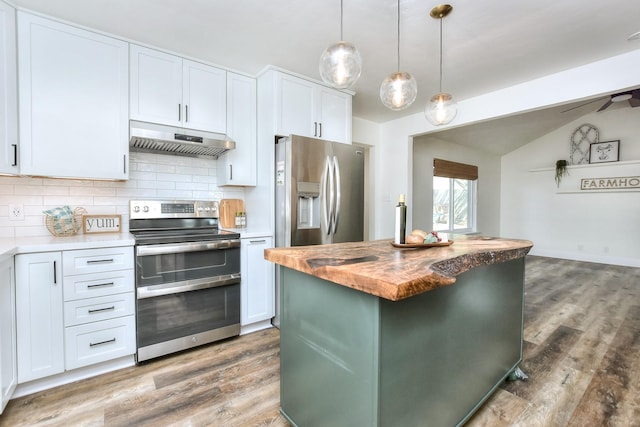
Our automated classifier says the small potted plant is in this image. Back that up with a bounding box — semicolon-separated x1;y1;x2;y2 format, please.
555;160;569;187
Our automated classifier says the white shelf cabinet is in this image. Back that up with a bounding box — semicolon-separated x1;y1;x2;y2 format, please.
273;71;352;144
241;236;275;326
0;256;17;414
217;72;257;186
17;12;129;180
0;1;18;174
130;44;226;133
15;252;64;383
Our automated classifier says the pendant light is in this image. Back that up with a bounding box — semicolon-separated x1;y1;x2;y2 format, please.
319;0;362;89
425;4;457;126
380;0;418;110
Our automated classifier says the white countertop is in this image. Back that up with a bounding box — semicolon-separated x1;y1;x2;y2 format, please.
0;227;273;258
0;232;135;257
222;227;273;240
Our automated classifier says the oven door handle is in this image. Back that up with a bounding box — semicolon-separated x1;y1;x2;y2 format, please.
137;273;241;299
136;239;240;256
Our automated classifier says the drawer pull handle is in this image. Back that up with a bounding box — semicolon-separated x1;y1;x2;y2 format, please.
87;282;115;288
86;259;115;264
90;338;116;347
88;306;115;314
250;239;266;244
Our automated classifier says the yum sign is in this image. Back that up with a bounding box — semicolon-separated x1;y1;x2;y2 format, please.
83;215;122;234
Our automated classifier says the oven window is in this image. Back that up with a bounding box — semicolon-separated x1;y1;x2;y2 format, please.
136;247;240;287
136;283;240;348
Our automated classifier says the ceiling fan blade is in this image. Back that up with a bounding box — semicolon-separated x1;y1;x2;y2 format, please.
630;89;640;107
597;99;613;112
560;97;606;113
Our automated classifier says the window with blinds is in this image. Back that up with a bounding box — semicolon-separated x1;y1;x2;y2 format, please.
433;158;478;180
432;159;477;233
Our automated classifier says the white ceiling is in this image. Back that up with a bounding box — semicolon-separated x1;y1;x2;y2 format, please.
11;0;640;152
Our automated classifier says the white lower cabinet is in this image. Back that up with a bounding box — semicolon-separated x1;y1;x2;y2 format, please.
15;246;135;385
241;236;275;326
0;256;17;414
62;247;135;370
15;252;64;383
64;316;135;370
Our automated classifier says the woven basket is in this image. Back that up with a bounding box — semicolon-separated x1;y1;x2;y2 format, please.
45;207;87;237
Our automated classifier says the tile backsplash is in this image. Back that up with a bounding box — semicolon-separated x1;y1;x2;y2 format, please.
0;152;245;238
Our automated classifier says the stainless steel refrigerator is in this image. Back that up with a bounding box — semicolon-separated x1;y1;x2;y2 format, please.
273;134;365;325
275;134;364;247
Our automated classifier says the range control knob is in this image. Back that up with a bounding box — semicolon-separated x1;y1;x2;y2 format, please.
133;205;140;213
143;205;149;213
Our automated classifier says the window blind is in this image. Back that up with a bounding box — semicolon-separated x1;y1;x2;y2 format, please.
433;158;478;180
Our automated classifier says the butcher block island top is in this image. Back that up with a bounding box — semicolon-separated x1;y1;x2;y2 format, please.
264;235;533;301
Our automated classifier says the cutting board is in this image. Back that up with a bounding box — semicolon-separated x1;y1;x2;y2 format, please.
219;199;245;228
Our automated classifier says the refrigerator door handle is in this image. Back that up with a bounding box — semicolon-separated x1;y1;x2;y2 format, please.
328;156;335;235
321;155;332;235
332;155;341;235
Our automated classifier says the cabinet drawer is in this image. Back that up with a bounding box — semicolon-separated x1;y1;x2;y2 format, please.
64;316;135;370
63;269;134;301
63;247;133;275
64;292;134;327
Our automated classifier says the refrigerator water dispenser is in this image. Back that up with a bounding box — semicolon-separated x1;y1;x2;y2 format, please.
297;182;320;229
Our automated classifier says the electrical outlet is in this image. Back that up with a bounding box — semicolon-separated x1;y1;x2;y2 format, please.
9;204;24;221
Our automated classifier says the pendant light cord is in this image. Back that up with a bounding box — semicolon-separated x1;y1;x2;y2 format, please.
340;0;344;40
439;16;443;93
396;0;400;72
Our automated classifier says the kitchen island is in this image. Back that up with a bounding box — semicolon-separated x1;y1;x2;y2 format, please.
264;235;533;427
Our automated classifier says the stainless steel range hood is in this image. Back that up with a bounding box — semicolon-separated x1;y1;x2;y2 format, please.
129;120;235;159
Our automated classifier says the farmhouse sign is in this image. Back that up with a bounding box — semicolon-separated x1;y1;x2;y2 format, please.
581;176;640;191
83;214;122;234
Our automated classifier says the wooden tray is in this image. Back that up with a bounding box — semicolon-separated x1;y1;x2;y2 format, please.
391;241;454;249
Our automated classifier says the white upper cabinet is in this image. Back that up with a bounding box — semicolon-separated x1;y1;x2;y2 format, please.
0;2;18;174
217;72;257;186
274;71;352;144
316;86;352;144
17;12;129;180
130;44;226;133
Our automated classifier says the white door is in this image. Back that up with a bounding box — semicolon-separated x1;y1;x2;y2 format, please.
0;256;17;413
317;86;352;144
15;252;64;383
241;237;275;325
275;73;316;138
130;44;182;127
0;2;18;174
182;59;226;132
17;12;129;179
218;72;256;186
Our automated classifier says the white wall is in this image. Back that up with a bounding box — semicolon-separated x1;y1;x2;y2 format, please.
501;107;640;267
0;152;244;237
412;136;502;236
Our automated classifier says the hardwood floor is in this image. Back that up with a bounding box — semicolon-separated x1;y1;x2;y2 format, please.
1;256;639;426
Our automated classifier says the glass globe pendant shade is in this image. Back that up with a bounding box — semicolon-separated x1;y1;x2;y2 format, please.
380;71;418;111
425;92;458;125
319;41;362;89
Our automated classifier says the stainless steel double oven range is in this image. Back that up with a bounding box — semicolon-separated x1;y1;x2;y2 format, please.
129;200;241;362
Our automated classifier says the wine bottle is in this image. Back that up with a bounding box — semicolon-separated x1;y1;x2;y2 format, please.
394;194;407;244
